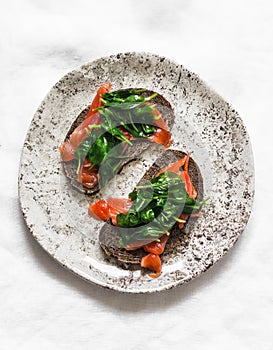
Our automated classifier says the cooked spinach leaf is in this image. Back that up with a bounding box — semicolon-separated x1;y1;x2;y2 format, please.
116;172;208;246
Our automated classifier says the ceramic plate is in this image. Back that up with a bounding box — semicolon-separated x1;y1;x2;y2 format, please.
18;52;254;293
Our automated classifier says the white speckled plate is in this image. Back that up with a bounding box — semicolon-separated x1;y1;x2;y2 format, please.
18;52;254;293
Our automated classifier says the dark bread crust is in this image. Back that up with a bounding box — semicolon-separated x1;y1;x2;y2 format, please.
62;89;175;194
99;149;203;264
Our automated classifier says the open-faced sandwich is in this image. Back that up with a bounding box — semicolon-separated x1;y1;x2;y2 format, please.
89;149;208;278
59;83;175;194
59;82;208;278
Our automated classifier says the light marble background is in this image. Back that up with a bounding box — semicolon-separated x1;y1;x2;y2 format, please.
1;0;272;349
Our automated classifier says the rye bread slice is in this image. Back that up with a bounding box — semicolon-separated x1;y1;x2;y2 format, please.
62;89;175;195
99;149;204;265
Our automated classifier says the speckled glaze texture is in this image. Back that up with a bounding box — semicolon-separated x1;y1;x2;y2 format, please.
18;52;254;293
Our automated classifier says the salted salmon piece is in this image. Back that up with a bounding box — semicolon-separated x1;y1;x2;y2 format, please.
85;82;111;119
143;234;169;255
141;253;162;278
148;128;172;148
88;198;132;225
59;142;76;162
69;113;101;148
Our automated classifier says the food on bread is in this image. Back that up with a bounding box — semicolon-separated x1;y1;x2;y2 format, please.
89;149;207;278
60;83;175;194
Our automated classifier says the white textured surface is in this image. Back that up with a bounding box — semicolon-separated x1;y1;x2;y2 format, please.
0;0;272;349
